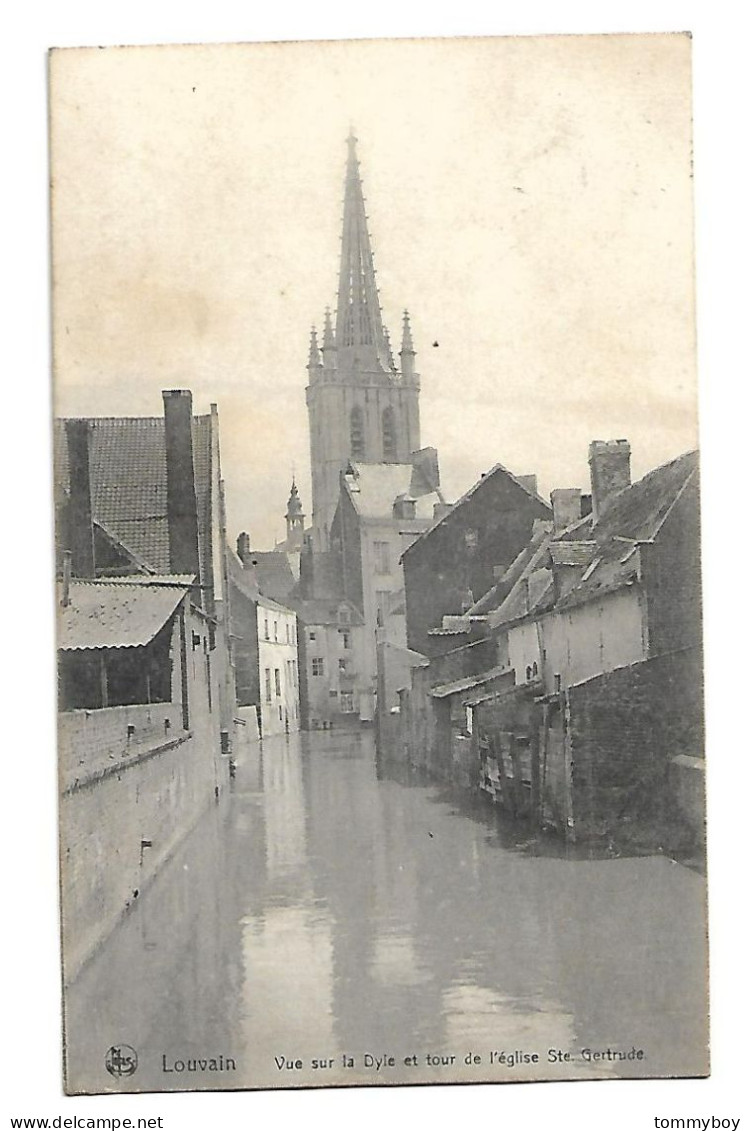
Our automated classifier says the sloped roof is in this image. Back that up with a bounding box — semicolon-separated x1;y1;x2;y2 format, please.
344;462;442;520
401;461;550;559
468;520;553;617
58;579;189;651
249;551;297;603
54;415;214;576
291;597;364;627
480;449;699;625
551;450;699;610
430;664;509;699
227;549;297;615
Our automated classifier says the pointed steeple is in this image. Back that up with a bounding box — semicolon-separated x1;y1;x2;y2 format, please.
336;130;390;369
308;326;322;370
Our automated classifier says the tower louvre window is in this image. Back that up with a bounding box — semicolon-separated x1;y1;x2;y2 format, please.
382;406;397;461
350;405;365;459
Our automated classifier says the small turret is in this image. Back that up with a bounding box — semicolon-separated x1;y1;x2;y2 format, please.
321;306;336;368
384;326;396;372
307;326;322;371
400;309;416;380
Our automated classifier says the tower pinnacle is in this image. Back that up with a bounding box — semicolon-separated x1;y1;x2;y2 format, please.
285;477;305;551
308;326;322;369
400;309;416;379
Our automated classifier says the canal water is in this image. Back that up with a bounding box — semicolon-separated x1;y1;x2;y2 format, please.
64;730;709;1094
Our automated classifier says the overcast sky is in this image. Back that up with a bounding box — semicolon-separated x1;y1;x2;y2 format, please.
50;34;697;548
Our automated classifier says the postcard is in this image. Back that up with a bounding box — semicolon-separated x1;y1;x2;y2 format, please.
50;33;707;1094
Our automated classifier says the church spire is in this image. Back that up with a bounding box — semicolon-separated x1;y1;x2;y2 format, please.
336;130;389;367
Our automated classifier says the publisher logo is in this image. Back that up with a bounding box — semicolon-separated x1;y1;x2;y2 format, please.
105;1045;138;1077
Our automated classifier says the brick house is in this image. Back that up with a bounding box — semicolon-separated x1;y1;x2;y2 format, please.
400;462;552;659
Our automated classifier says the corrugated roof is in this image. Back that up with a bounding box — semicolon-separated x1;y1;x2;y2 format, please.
58;579;188;651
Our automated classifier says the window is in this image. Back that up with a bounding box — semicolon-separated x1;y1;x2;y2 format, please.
350;405;365;459
264;669;272;703
340;630;351;650
373;541;390;574
309;630;317;641
340;690;355;713
376;590;391;625
264;617;269;640
274;621;278;642
329;689;338;699
274;668;281;696
286;624;290;643
311;657;324;677
338;658;348;674
382;406;397;460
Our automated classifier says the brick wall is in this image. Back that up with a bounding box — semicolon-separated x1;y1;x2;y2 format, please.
59;702;184;790
564;648;704;848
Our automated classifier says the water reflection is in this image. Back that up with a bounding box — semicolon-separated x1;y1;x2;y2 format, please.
64;730;708;1093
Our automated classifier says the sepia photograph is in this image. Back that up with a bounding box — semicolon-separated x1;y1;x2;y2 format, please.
48;32;708;1096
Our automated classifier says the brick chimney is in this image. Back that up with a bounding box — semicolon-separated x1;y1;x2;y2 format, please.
588;440;631;521
551;488;583;532
65;419;95;577
162;390;201;584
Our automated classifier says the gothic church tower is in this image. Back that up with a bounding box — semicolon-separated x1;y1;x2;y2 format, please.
306;132;421;549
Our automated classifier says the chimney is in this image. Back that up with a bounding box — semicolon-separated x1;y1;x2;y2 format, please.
588;440;631;521
162;390;201;583
551;488;583;532
433;502;452;521
237;532;250;564
65;420;95;577
518;474;538;496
